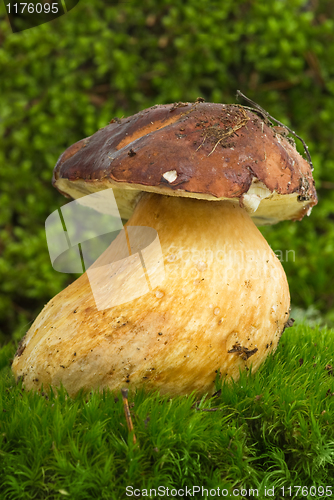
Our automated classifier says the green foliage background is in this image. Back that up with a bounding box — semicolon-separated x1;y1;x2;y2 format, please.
1;0;334;343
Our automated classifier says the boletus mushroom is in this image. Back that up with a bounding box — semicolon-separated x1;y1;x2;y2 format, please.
12;101;317;396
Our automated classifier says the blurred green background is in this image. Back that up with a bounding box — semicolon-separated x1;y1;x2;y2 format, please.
1;0;334;344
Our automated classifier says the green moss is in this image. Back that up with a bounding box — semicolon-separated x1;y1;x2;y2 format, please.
0;325;334;498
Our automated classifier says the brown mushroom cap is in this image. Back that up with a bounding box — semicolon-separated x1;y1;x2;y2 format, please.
53;101;317;224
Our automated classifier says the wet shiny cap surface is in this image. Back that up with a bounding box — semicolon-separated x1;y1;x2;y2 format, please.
53;101;317;225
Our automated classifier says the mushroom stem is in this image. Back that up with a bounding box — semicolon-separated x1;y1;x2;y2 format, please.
12;193;290;396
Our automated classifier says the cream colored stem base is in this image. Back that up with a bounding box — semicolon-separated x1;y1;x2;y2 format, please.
12;193;290;396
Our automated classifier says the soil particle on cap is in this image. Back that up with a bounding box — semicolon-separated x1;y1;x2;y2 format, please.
272;125;290;138
109;117;121;124
272;126;296;147
298;176;311;201
128;148;136;157
196;105;249;154
169;101;189;112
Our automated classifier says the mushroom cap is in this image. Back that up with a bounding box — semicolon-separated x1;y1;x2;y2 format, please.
53;102;317;225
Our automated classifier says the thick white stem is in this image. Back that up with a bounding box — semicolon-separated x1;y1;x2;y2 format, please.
12;193;290;396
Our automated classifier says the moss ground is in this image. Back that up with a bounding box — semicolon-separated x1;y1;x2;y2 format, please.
0;324;334;499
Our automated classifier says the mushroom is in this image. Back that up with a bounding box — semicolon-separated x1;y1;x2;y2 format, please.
12;102;317;396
